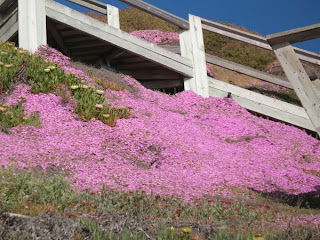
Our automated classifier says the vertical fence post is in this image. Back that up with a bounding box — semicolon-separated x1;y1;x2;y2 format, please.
272;42;320;136
18;0;46;52
179;14;208;97
107;4;120;29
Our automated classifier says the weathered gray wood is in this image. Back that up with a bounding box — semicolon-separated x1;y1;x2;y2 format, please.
66;0;107;14
208;77;315;131
267;23;320;45
119;0;189;30
162;45;293;89
47;20;70;56
294;47;320;65
201;18;272;50
0;0;15;13
45;0;193;77
271;42;320;136
179;15;208;97
0;10;17;42
107;4;119;29
201;17;320;66
206;54;293;89
19;0;46;52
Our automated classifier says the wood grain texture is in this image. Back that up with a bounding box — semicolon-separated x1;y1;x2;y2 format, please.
267;23;320;45
119;0;189;29
272;42;320;136
18;0;47;52
201;17;320;66
208;77;315;131
45;0;193;77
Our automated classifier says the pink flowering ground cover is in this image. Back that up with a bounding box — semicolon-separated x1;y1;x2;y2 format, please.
1;46;320;208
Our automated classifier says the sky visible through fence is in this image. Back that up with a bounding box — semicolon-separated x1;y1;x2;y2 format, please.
56;0;320;53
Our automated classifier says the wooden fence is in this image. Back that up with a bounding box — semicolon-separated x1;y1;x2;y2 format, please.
1;0;319;136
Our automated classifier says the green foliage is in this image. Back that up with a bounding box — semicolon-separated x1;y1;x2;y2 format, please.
0;43;30;93
0;42;132;127
203;31;276;71
0;102;40;133
0;168;80;213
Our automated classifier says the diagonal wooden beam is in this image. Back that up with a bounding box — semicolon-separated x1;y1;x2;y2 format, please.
271;42;320;136
47;20;70;56
119;0;189;30
267;23;320;46
0;8;17;42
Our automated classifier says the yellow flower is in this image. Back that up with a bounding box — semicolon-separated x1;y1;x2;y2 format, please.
95;104;103;109
44;68;50;72
70;85;79;90
170;227;174;231
1;51;8;55
96;90;104;95
22;116;29;120
103;114;110;118
5;64;13;68
182;228;192;233
89;84;95;89
48;65;56;70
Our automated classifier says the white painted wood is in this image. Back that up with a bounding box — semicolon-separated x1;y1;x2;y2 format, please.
179;29;196;91
0;10;18;42
45;0;193;77
179;15;208;97
208;77;315;131
107;4;119;29
18;0;46;53
189;15;209;97
272;42;320;136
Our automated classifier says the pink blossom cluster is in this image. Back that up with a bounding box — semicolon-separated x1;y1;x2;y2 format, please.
1;47;320;208
130;30;179;45
35;46;95;84
130;30;214;77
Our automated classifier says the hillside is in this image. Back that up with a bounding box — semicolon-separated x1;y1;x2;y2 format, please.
1;35;320;239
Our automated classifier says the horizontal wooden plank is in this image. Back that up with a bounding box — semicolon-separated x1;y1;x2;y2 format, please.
267;23;320;45
0;9;18;42
201;18;272;50
208;77;315;131
201;17;320;66
119;0;189;30
0;0;16;13
66;0;107;14
161;45;293;89
205;54;293;89
45;0;193;77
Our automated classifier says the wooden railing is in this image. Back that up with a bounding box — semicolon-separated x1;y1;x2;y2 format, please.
3;0;319;134
62;0;320;135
